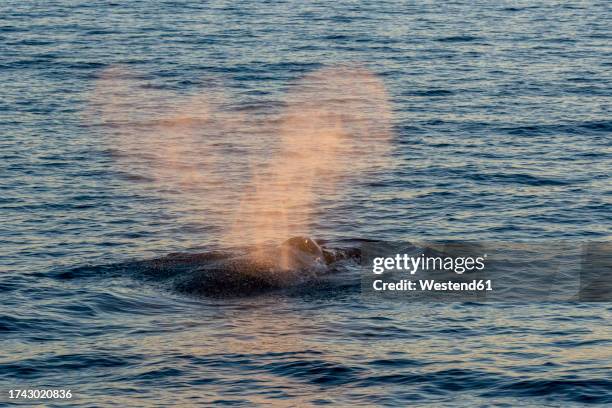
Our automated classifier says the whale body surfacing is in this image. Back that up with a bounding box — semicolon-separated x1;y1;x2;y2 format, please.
283;236;323;255
278;236;326;272
147;236;360;297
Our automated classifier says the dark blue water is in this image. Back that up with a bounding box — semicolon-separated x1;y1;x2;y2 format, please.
1;1;611;406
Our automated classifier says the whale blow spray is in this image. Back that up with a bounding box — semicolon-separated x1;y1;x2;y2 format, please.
87;65;393;253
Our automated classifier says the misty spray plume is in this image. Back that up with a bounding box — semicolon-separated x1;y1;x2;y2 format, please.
87;65;393;255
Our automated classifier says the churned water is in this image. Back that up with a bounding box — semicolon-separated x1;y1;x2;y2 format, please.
1;1;611;406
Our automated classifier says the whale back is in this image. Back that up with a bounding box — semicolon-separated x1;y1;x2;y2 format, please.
98;237;361;297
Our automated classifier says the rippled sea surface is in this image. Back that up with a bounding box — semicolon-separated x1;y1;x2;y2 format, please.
1;1;611;406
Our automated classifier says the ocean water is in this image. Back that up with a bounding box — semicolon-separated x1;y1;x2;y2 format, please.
1;0;611;406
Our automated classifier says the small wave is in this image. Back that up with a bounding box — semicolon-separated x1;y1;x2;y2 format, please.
468;172;570;186
499;120;612;136
0;352;138;381
410;89;455;97
483;378;612;404
263;358;361;385
436;35;481;43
